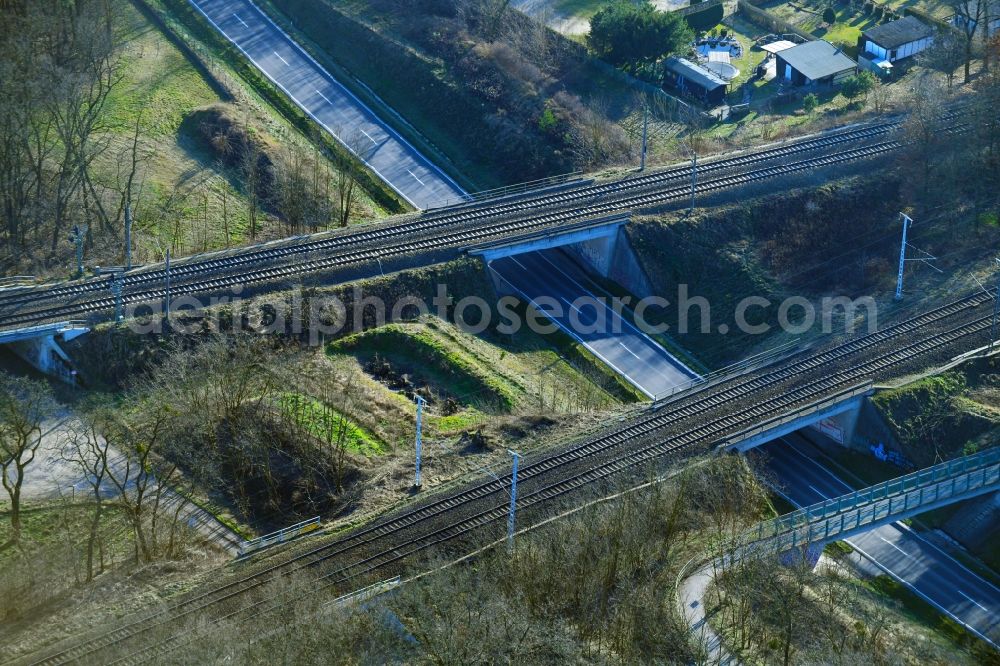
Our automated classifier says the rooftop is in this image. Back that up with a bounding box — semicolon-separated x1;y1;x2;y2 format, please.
778;41;857;81
664;56;728;91
862;16;935;49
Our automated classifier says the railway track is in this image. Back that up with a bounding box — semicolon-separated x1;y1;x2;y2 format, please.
98;313;999;665
0;119;902;311
24;287;993;665
2;139;910;330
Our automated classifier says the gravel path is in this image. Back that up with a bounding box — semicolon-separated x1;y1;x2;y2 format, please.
5;411;243;556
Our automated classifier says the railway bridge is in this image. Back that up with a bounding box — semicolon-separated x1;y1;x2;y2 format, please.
721;383;871;453
471;216;699;397
0;321;89;384
0;118;917;336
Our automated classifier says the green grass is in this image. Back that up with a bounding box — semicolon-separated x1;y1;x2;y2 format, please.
279;393;385;455
0;500;134;568
106;8;222;138
710;16;770;90
329;323;520;412
551;0;606;19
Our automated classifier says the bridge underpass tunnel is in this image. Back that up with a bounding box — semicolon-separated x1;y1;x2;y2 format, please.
473;218;699;399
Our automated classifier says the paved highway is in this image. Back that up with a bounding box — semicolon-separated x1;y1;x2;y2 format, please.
489;248;697;398
189;0;466;209
760;434;1000;648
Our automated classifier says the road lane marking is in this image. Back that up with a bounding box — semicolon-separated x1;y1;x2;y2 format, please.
273;51;290;67
959;591;989;612
535;250;697;383
233;13;249;28
359;128;378;145
618;341;642;361
878;535;913;560
315;89;332;105
489;261;653;398
407;169;426;187
806;484;829;500
782;439;854;493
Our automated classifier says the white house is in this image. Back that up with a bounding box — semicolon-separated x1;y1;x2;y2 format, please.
858;16;935;64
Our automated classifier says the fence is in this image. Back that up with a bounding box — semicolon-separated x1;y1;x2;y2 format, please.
0;276;36;289
737;0;816;42
239;516;321;556
427;172;586;210
743;446;1000;556
651;339;804;406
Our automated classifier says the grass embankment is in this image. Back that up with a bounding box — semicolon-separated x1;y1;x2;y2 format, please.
266;0;643;185
628;177;902;368
146;0;406;215
84;0;391;268
327;315;631;447
279;393;385;456
95;2;250;262
873;360;1000;467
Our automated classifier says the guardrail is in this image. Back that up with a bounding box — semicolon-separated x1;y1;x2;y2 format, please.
239;516;321;557
0;275;36;289
743;446;1000;557
720;382;872;449
651;339;805;407
323;576;402;610
427;171;585;210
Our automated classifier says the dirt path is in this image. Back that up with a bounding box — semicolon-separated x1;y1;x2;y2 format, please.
8;412;243;556
678;562;736;664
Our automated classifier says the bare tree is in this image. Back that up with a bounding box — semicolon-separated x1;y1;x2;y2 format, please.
240;123;265;241
102;405;170;563
0;0;123;263
0;373;55;547
919;31;967;90
64;411;114;580
952;0;987;83
274;147;332;233
897;78;950;203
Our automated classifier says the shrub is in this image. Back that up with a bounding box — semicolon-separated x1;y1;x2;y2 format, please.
840;70;876;103
822;7;837;23
803;92;819;113
589;1;694;66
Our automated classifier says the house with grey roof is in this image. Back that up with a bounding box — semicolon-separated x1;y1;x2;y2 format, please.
774;40;858;87
663;57;729;106
859;16;935;64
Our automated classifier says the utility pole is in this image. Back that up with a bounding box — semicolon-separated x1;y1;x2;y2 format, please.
640;105;648;171
991;258;1000;352
69;225;87;279
96;267;126;324
124;202;133;270
895;212;912;300
507;449;520;550
689;151;697;214
164;249;171;321
414;395;425;488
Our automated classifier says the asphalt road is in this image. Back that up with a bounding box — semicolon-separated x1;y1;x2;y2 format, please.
489;248;698;398
189;0;467;210
760;434;1000;648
